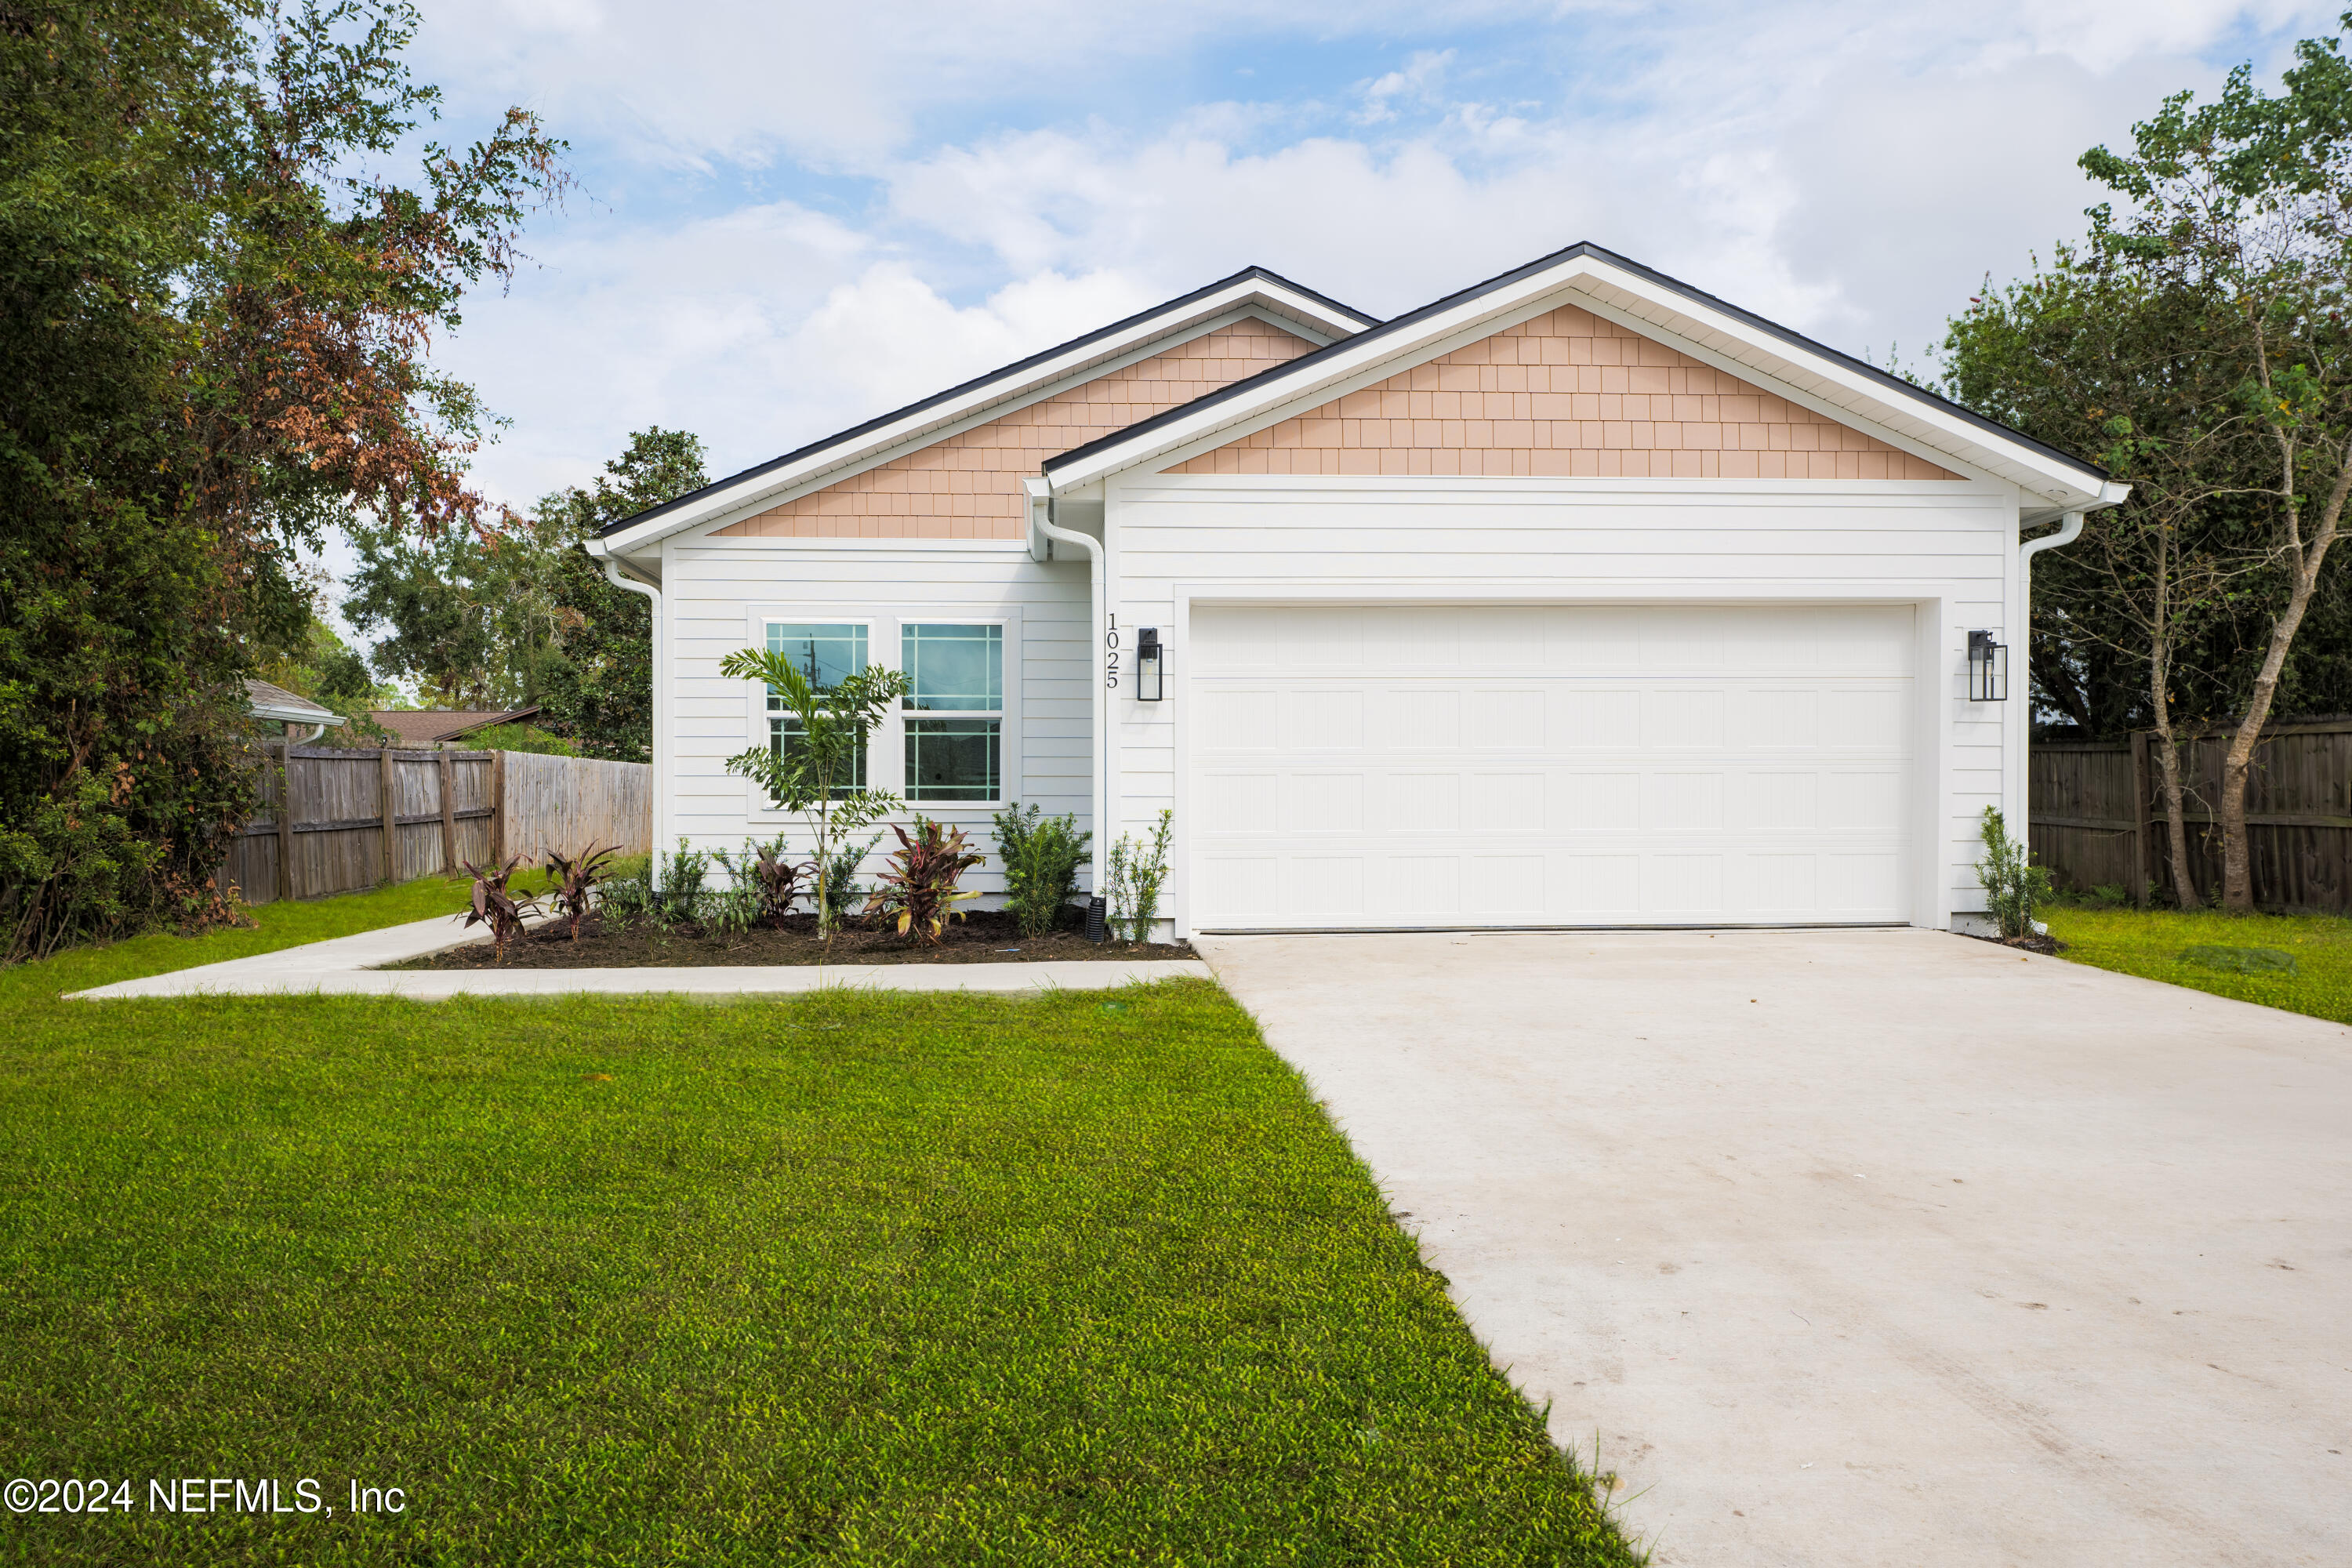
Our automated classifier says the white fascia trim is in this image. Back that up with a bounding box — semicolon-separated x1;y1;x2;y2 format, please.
249;702;344;726
1047;253;2114;509
596;282;1369;560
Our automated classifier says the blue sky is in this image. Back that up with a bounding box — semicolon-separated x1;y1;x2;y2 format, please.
384;0;2339;519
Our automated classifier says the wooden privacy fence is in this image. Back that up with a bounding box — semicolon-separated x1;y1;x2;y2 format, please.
220;747;652;906
2029;718;2352;912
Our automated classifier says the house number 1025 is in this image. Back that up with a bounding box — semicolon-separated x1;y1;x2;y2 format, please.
1105;613;1120;689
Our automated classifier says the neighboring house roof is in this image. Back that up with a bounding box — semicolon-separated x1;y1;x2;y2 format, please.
589;267;1379;562
245;679;344;728
368;707;542;747
1040;242;2126;520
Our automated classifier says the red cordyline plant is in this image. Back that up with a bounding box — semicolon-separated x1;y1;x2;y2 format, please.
543;843;619;940
746;835;810;923
863;818;985;945
459;854;539;960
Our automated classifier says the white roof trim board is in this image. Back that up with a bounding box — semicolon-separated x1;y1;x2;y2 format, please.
1041;245;2126;517
590;269;1377;559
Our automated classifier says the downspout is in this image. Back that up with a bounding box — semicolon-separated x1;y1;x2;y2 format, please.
602;555;664;860
2005;499;2102;927
1032;489;1109;935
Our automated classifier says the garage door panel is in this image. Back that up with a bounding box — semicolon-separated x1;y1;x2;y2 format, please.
1393;689;1461;749
1733;769;1820;831
1644;771;1726;831
1198;687;1279;750
1559;854;1643;916
1280;771;1363;834
1287;855;1367;918
1281;688;1363;750
1737;851;1820;915
1468;771;1544;830
1188;604;1914;929
1730;688;1820;749
1377;771;1461;830
1384;855;1461;916
1199;770;1278;834
1554;771;1642;831
1550;688;1641;749
1639;608;1726;670
1824;688;1904;748
1549;608;1642;669
1641;689;1726;748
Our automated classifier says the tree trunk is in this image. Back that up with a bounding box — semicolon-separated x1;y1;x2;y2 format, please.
2150;720;2201;910
2218;470;2350;909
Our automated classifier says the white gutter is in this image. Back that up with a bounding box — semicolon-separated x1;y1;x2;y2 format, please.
2002;486;2121;912
1029;485;1109;916
602;557;665;858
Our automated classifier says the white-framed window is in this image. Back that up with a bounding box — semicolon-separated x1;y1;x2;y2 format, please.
764;622;869;797
747;611;1018;817
902;622;1003;803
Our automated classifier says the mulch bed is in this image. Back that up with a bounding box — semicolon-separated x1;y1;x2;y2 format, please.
397;907;1196;970
1962;931;2066;956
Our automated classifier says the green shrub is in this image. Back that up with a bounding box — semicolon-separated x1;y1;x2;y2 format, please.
818;834;879;920
1976;807;2053;939
657;838;710;926
464;723;579;757
1107;809;1174;943
993;802;1091;937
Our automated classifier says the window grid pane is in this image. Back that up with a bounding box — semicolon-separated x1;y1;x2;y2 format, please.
769;716;866;797
766;623;867;712
902;624;1002;712
905;719;1000;802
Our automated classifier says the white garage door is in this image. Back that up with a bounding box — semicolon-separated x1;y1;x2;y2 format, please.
1187;603;1915;929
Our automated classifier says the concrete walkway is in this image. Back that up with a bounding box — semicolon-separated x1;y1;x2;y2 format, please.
1197;929;2351;1567
69;913;1210;1000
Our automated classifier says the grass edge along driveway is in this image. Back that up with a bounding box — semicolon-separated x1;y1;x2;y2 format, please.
0;885;1637;1565
2043;903;2352;1027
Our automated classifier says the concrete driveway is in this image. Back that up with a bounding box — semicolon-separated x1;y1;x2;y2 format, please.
1196;929;2350;1566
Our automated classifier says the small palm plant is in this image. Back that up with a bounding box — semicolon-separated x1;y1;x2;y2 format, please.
459;855;541;961
543;843;620;941
719;646;909;939
864;817;985;944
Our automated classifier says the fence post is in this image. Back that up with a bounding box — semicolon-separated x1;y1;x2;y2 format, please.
275;740;295;902
378;746;397;885
2129;730;2153;909
491;750;508;866
438;750;457;874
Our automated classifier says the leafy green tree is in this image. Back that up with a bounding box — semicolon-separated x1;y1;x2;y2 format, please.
1946;13;2352;909
0;0;564;957
2077;20;2352;909
717;650;909;938
343;426;703;759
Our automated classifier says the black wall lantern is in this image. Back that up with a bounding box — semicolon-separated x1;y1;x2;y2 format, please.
1135;626;1164;701
1967;630;2009;702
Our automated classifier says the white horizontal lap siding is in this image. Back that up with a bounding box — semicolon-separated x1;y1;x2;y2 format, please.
661;541;1091;898
1105;475;2020;931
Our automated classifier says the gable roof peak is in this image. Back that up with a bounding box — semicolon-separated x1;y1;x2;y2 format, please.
1042;241;2120;515
590;264;1377;555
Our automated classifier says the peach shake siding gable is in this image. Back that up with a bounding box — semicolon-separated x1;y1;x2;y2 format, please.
1172;304;1963;481
714;317;1319;540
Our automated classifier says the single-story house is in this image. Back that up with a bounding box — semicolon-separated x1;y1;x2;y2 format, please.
368;706;543;749
245;678;346;742
585;243;2125;936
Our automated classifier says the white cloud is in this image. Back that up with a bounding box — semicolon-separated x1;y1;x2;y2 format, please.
408;0;2347;521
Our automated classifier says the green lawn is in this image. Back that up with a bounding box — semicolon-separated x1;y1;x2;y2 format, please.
2043;903;2352;1025
0;884;1632;1565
